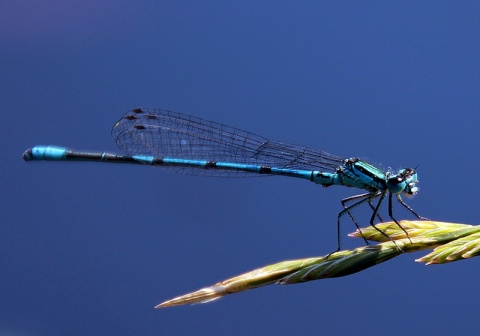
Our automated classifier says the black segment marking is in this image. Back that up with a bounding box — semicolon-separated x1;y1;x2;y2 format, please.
205;161;216;168
259;166;272;174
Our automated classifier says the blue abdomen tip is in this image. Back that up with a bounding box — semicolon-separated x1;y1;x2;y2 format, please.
23;146;68;161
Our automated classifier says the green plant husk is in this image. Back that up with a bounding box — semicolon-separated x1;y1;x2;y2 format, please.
156;220;480;308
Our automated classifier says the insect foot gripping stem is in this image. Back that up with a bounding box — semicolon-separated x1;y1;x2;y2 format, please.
386;168;419;196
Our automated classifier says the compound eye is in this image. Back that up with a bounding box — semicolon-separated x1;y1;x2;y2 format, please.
388;176;403;185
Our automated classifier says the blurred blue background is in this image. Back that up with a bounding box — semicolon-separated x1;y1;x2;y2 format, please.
2;1;479;335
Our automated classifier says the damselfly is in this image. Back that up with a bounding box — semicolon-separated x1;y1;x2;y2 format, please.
23;107;424;250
